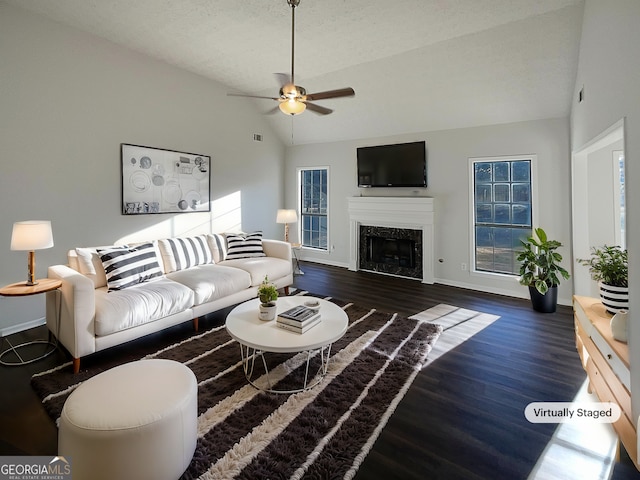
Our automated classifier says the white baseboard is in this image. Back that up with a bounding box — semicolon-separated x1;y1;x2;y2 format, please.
434;278;572;306
298;257;349;269
0;317;46;338
296;259;572;307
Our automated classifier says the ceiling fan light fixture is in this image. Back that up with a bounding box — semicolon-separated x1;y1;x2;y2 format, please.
279;99;306;115
281;83;297;97
226;0;353;117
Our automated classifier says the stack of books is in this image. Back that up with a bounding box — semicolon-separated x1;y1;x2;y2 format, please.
277;305;321;334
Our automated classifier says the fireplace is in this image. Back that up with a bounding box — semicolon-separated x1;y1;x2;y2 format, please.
347;196;434;283
359;226;422;279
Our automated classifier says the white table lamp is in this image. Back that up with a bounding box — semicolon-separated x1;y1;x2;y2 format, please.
276;209;298;243
11;220;54;286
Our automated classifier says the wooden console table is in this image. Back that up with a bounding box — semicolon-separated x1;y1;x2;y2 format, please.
574;295;637;469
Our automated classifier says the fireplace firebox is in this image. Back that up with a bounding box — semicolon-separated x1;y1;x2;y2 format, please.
359;225;422;279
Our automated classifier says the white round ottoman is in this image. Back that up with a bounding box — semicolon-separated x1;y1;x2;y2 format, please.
58;359;197;480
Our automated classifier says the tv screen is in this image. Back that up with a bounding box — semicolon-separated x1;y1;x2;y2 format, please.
357;141;427;187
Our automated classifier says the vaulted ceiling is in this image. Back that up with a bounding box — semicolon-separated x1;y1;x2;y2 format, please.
6;0;584;145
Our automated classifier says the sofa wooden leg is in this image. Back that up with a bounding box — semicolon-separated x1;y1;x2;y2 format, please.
193;317;199;332
73;358;80;374
284;286;290;296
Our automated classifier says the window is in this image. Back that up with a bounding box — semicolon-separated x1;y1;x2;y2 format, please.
471;156;533;275
299;168;328;250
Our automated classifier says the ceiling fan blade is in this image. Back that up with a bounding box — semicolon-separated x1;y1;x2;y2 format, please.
305;102;333;115
265;105;281;115
274;73;292;88
305;87;355;101
227;93;279;100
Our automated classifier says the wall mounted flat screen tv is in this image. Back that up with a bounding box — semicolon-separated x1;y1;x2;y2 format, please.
357;141;427;187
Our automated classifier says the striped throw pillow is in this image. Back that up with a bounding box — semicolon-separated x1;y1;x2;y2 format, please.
157;235;214;273
98;243;163;291
225;232;266;260
207;233;227;263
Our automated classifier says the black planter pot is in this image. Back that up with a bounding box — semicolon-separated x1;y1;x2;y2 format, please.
528;285;558;313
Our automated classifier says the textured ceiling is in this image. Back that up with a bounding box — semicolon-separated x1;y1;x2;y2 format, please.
5;0;585;145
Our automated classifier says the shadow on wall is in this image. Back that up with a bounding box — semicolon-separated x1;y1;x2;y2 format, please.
116;190;243;244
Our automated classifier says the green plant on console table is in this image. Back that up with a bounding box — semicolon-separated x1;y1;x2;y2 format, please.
577;245;628;287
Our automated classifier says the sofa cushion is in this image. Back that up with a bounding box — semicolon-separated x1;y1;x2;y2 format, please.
75;246;117;289
94;278;195;336
98;244;164;292
166;264;251;305
219;257;292;286
158;235;214;273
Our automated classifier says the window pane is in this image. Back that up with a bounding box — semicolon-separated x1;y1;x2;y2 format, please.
512;204;531;225
475;226;494;272
512;183;530;203
494;184;510;202
493;228;514;273
476;204;493;223
472;159;532;275
475;163;492;183
493;162;510;182
300;168;328;250
476;184;492;203
494;204;511;224
512;162;530;182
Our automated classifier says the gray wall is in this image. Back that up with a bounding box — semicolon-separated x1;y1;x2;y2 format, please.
0;4;286;332
285;118;572;304
570;0;640;421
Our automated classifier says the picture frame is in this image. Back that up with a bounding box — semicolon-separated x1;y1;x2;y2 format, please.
121;143;211;215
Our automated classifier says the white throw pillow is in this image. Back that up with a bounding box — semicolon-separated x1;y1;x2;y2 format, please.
207;233;227;263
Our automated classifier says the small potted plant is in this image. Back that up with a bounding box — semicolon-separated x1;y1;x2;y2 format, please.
517;227;570;313
257;275;279;321
578;245;628;314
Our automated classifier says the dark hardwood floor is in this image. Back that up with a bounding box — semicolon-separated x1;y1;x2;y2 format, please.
1;262;639;479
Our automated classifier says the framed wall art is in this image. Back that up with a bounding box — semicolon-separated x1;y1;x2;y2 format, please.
121;143;211;215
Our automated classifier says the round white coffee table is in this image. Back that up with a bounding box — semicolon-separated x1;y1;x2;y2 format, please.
225;296;348;393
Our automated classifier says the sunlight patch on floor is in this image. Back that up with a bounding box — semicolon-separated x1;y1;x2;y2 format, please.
527;378;618;480
409;304;500;367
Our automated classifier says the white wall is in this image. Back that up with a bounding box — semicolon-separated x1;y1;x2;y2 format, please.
285;117;572;304
0;4;285;331
570;0;640;422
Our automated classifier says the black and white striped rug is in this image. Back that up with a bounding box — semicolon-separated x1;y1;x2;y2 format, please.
32;294;449;479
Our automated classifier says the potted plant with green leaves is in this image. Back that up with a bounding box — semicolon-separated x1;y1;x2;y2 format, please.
578;245;628;314
257;275;279;321
517;227;571;313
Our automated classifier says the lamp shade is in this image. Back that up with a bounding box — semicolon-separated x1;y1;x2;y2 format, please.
279;99;306;115
276;209;298;224
11;221;54;251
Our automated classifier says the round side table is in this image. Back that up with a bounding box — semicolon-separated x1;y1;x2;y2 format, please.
0;278;62;366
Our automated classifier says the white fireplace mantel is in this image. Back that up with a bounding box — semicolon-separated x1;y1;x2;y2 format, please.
347;196;434;283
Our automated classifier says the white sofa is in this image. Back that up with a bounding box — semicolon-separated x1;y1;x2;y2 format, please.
46;233;293;373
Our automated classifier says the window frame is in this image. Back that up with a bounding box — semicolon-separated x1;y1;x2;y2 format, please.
297;166;330;252
468;154;538;277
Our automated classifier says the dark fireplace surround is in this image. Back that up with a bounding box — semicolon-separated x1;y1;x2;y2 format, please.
359;225;423;280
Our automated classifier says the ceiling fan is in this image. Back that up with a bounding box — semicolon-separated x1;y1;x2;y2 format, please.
228;0;355;116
